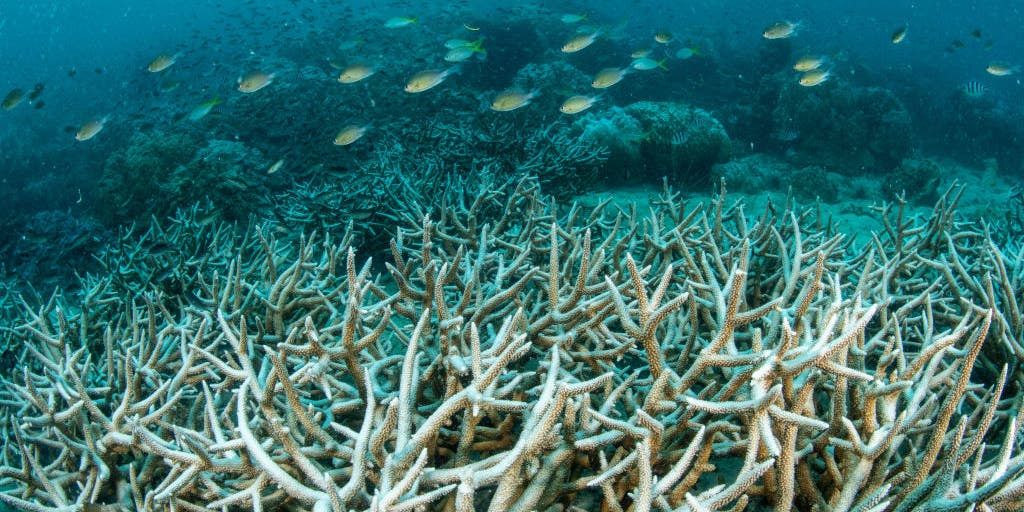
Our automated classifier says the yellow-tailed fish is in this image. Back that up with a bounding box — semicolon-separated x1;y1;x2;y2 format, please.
591;67;629;88
986;61;1019;76
798;68;831;87
188;96;220;121
561;13;587;24
338;63;376;84
238;71;275;93
891;25;908;44
561;31;600;53
2;88;25;110
654;31;673;44
763;21;799;39
75;116;108;141
491;88;539;112
404;67;459;93
793;55;826;72
675;47;701;59
267;159;285;174
631;57;668;71
334;124;369;146
444;40;486;62
560;94;599;114
147;53;179;73
385;16;417;28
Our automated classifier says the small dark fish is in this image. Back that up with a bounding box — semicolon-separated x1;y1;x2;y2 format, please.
951;39;965;49
971;28;982;39
27;83;44;100
63;125;77;133
67;68;77;77
33;100;45;109
94;67;104;74
2;88;25;110
891;25;908;44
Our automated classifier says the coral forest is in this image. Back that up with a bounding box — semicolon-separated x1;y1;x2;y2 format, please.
1;175;1023;511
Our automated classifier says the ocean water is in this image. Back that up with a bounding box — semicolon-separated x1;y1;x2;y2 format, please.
1;1;1023;510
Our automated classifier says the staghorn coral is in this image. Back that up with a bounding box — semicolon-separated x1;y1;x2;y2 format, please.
397;115;608;200
0;179;1023;511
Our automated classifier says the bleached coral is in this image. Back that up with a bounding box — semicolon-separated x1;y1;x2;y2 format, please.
1;179;1022;512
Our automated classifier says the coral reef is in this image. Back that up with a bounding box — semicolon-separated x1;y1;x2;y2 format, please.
576;102;729;187
95;130;200;222
787;165;840;203
177;139;274;220
625;101;730;186
509;61;592;113
0;209;113;291
575;106;647;182
96;132;273;223
710;153;785;194
917;90;1024;175
882;157;942;205
1;179;1023;511
767;75;914;173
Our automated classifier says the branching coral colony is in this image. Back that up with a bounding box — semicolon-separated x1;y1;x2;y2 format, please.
1;178;1023;512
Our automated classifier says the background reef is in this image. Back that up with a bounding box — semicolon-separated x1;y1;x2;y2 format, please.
1;1;1023;297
